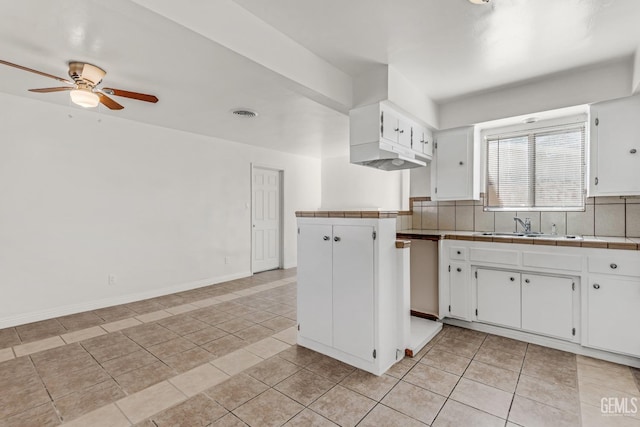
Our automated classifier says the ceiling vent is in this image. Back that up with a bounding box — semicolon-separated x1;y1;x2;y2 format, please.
231;109;258;118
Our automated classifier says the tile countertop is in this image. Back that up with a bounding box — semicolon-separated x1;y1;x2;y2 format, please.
396;229;640;251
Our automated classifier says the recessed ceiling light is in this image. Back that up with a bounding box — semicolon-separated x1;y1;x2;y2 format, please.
231;108;258;118
468;0;490;4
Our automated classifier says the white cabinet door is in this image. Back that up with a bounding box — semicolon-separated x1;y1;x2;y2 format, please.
297;224;333;347
590;95;640;196
587;276;640;357
397;117;412;148
521;274;574;340
449;262;470;320
422;128;433;158
477;269;521;329
332;225;375;362
433;126;476;200
381;108;399;143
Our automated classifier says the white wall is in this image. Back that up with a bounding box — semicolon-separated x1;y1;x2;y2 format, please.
0;93;321;327
321;155;404;210
439;58;633;129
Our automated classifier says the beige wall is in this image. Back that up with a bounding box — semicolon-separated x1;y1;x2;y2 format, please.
398;195;640;237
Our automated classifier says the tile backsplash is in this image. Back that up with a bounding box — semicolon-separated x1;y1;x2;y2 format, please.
398;195;640;237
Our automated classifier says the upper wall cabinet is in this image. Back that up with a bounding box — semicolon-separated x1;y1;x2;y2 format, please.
349;102;433;170
432;126;480;201
589;94;640;196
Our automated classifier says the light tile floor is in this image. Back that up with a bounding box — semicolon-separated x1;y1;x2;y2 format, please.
0;269;639;426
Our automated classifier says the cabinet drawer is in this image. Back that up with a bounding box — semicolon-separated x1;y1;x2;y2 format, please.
449;247;467;260
523;252;583;272
589;254;640;277
469;248;518;266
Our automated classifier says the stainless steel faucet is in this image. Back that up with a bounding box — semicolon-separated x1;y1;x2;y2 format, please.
514;217;531;234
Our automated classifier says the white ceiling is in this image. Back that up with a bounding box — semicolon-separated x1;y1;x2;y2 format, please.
1;0;640;158
234;0;640;102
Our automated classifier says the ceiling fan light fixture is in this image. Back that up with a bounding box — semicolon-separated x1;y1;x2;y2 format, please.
70;88;100;108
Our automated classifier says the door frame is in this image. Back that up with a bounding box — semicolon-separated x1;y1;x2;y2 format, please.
250;163;285;274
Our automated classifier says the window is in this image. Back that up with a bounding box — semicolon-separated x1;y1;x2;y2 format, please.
485;119;586;211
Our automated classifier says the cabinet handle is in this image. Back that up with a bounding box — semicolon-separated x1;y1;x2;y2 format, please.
323;236;330;241
631;149;637;154
510;277;515;282
593;283;600;289
610;263;617;269
334;236;341;242
456;267;462;272
524;278;530;284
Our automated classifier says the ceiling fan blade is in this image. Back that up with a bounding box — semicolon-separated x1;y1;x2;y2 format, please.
98;93;124;110
0;59;73;84
29;87;74;93
102;88;158;103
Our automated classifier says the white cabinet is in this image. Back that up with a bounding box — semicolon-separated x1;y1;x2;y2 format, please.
587;276;640;357
332;225;375;361
432;126;480;201
350;102;433;161
296;216;398;375
476;269;575;339
448;262;471;320
415;126;433;158
297;224;333;347
521;274;574;340
589;94;640;196
476;269;521;329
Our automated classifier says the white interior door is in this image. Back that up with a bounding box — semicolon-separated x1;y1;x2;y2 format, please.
252;167;281;273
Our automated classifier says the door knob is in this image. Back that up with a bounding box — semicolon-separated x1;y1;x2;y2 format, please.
334;236;341;242
323;236;330;241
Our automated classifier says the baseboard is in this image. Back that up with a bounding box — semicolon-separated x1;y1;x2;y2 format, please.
443;318;640;369
0;271;252;329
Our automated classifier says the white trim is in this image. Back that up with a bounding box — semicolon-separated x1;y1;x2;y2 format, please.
0;271;251;329
443;318;640;369
481;113;588;139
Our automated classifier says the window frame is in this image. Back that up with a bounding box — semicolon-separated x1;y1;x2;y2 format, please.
481;114;588;212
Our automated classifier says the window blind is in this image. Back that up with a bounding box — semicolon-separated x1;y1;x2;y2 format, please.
486;123;585;211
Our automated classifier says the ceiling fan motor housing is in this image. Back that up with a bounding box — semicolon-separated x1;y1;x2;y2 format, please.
68;62;106;86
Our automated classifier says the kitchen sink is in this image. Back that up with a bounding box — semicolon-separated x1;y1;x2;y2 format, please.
477;232;583;240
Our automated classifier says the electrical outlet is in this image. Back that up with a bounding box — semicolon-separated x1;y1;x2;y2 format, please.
224;256;231;265
108;274;117;286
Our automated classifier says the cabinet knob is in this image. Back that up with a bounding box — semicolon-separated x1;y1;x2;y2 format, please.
631;149;637;154
610;263;617;269
510;277;515;282
593;283;600;289
457;251;461;255
334;236;341;242
459;161;464;165
323;236;330;241
456;267;462;272
524;278;530;284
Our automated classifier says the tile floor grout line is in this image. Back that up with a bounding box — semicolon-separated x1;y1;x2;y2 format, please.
58;326;296;425
1;278;294;360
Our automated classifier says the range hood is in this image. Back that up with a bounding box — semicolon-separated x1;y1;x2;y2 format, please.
350;141;427;171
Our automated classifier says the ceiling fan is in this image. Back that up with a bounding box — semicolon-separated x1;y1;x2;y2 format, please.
0;59;158;110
